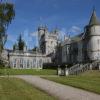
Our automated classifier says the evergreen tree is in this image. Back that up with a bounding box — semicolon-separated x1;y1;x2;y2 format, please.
13;43;17;51
18;34;25;51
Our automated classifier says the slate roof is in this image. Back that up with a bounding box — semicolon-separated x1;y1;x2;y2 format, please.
71;33;84;42
89;9;100;26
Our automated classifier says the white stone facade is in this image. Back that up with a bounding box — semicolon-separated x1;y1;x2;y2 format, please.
86;26;100;61
38;26;58;55
9;52;51;69
2;9;100;69
58;9;100;65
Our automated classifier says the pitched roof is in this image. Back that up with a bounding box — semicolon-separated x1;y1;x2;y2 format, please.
71;33;84;42
89;9;100;26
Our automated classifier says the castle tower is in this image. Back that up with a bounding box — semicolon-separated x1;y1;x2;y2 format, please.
38;26;46;39
38;26;48;53
85;9;100;61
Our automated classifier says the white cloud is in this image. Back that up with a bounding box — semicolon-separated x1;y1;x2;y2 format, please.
30;31;39;46
22;29;33;47
6;29;39;49
58;26;81;40
68;26;81;36
31;31;38;37
59;28;66;41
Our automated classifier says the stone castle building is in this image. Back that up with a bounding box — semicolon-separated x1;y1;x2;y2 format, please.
1;9;100;70
56;9;100;71
38;26;59;55
2;27;59;69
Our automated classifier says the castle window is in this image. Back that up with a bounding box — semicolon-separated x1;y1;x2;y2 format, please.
14;59;16;68
30;61;32;68
20;58;23;68
27;60;30;68
97;39;100;51
39;59;42;68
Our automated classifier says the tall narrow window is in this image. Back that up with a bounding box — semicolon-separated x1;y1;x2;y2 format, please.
27;60;29;68
97;39;100;51
14;59;16;68
20;58;23;68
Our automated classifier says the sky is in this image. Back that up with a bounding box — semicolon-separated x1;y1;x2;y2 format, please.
4;0;100;49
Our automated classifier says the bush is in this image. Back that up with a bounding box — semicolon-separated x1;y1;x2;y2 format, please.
43;63;58;69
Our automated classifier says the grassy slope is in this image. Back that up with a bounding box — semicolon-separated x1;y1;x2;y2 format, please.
0;77;56;100
42;70;100;94
0;69;56;75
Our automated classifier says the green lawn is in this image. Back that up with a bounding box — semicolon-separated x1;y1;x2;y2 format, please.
0;77;56;100
42;70;100;94
0;69;56;75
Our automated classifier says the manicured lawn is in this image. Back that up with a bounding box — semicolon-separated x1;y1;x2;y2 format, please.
42;70;100;94
0;77;56;100
0;69;56;75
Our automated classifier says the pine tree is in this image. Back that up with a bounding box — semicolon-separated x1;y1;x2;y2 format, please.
18;34;25;51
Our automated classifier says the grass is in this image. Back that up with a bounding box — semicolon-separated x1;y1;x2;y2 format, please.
42;70;100;94
0;77;56;100
0;68;56;75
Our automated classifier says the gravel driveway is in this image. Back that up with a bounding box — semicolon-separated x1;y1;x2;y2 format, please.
14;75;100;100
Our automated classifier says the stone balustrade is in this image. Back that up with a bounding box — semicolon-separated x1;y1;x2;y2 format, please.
67;60;100;75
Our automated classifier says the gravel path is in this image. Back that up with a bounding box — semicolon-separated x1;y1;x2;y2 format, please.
14;75;100;100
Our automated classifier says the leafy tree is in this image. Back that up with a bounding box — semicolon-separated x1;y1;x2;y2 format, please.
18;34;25;51
0;1;15;52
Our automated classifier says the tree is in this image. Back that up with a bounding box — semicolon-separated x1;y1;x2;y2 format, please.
32;46;38;51
0;1;15;52
18;34;25;51
13;43;17;51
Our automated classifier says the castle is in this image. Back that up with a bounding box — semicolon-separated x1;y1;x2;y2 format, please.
2;26;59;69
38;26;59;55
1;9;100;71
57;9;100;65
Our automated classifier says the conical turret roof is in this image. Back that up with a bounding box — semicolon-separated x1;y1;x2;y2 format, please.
89;9;100;26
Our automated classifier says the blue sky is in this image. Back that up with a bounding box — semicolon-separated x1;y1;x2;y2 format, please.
5;0;100;49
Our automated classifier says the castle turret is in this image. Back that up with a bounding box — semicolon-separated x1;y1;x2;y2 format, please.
37;25;48;53
38;26;48;39
85;9;100;61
